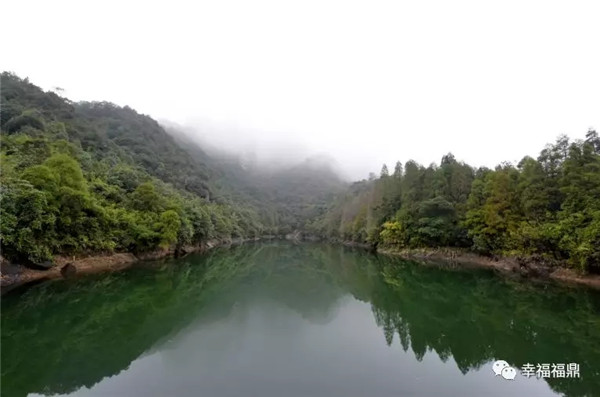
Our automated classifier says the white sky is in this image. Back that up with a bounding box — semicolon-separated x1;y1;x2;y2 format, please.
2;0;599;179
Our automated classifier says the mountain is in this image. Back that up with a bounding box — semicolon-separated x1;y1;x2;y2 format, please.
164;127;347;234
0;73;262;264
0;73;346;265
7;72;595;274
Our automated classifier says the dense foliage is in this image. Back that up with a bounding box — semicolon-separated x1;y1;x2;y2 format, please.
0;73;265;264
310;133;600;273
2;73;599;274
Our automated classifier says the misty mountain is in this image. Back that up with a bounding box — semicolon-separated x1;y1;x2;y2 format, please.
2;73;599;275
164;126;347;234
0;73;349;265
1;74;214;199
1;73;266;263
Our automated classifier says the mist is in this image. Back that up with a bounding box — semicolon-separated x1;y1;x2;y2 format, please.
162;119;361;180
3;0;599;180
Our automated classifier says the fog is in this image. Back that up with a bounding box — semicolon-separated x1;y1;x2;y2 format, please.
3;0;599;180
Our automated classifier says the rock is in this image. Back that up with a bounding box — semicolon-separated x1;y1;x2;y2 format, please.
36;260;54;269
530;263;551;278
206;240;219;249
60;263;77;278
174;247;188;258
285;231;302;241
1;261;22;276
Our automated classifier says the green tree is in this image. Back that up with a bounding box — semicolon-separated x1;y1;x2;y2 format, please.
0;180;56;263
158;210;181;248
393;161;403;178
44;154;87;192
380;164;389;178
130;182;163;212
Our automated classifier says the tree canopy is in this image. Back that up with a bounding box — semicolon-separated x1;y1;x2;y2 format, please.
310;132;600;273
0;73;264;264
2;72;598;274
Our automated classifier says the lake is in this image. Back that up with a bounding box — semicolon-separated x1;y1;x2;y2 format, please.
2;242;599;397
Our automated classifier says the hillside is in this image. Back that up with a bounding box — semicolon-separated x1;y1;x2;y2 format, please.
166;127;347;234
0;73;265;265
310;139;600;273
3;73;598;275
0;73;348;266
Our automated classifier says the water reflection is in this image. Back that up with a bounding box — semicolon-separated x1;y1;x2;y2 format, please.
2;242;599;397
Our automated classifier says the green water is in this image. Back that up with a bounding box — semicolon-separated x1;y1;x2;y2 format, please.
2;242;600;397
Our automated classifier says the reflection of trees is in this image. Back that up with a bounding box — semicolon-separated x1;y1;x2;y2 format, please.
0;243;344;397
1;247;247;397
353;254;600;397
1;242;599;397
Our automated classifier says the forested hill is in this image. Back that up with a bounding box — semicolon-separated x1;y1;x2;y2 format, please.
165;126;346;234
309;134;600;273
211;154;346;234
2;72;599;274
1;75;213;198
0;73;267;265
0;73;346;266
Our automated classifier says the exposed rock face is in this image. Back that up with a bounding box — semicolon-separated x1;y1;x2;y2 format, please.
60;263;77;278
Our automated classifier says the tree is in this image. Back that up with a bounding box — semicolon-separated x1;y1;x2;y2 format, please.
21;165;58;193
44;154;87;192
158;210;181;248
585;128;599;154
380;221;406;246
130;182;163;212
380;164;389;178
0;180;56;263
4;111;45;134
393;161;403;178
415;197;457;246
517;156;551;222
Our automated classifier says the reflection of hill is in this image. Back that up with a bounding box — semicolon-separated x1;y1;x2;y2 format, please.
1;242;599;397
353;255;600;397
0;243;344;397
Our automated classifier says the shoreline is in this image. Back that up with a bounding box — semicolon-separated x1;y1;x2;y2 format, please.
2;239;599;294
376;246;600;289
0;237;262;294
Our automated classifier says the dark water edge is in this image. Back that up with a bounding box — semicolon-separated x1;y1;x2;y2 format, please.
0;237;263;294
1;242;600;397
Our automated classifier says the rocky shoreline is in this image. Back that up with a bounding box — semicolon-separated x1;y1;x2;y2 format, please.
295;237;600;289
0;237;263;294
376;246;600;289
3;238;599;294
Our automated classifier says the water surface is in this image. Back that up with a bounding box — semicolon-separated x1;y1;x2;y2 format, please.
2;242;599;397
